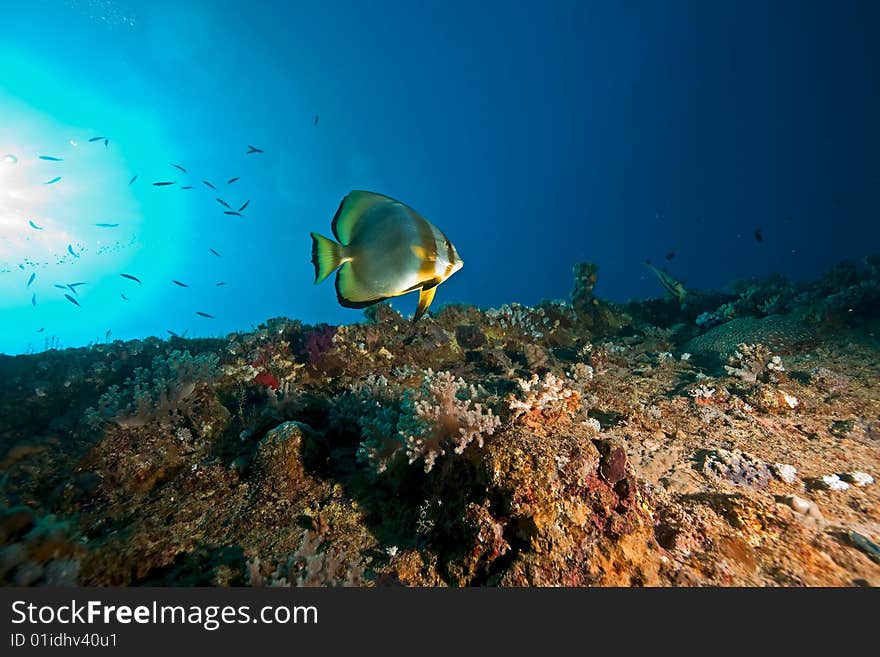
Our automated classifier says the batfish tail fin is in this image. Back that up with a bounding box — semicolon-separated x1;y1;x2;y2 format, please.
310;232;346;285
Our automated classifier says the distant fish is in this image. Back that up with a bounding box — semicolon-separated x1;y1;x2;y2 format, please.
849;530;880;564
172;280;189;287
754;228;764;243
26;273;35;288
227;177;239;184
310;190;464;320
209;248;221;257
203;180;216;190
665;251;676;261
31;293;36;307
94;223;119;228
68;282;88;291
104;139;109;148
645;261;687;306
196;311;215;318
181;186;194;190
224;211;242;216
216;282;227;286
246;145;263;154
129;175;138;185
153;181;175;186
216;198;231;209
120;273;142;284
39;155;63;161
88;137;104;142
171;164;187;173
67;244;78;257
314;114;319;126
167;329;180;338
121;293;130;301
28;220;43;230
238;200;250;212
36;327;45;333
66;284;78;295
54;284;68;291
64;294;81;307
45;177;61;185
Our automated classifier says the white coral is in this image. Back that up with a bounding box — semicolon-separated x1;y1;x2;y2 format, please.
398;370;500;473
509;372;575;419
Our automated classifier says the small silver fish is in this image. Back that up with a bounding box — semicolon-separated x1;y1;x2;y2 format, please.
310;190;463;320
172;280;189;287
129;175;138;185
153;181;175;186
171;164;187;173
209;249;221;257
238;200;250;212
196;311;214;318
203;180;216;190
64;294;81;307
95;223;119;228
246;145;263;154
45;177;61;185
27;273;35;288
39;155;63;161
31;293;36;307
227;177;239;184
28;220;43;230
67;244;78;257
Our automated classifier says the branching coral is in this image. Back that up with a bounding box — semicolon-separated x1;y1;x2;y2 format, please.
338;370;501;474
85;350;219;428
341;375;404;474
723;343;785;384
397;370;501;473
508;372;581;434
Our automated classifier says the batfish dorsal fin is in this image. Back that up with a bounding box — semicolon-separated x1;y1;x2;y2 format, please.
414;285;438;321
332;190;395;245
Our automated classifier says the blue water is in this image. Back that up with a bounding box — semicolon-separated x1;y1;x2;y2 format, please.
1;0;878;354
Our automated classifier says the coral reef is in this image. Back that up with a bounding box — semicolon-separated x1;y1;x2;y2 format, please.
0;258;878;587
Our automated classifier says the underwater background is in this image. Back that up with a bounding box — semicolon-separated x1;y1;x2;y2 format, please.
1;1;880;588
2;0;879;354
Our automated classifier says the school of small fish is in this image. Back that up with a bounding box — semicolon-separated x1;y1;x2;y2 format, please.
9;127;284;336
11;107;480;339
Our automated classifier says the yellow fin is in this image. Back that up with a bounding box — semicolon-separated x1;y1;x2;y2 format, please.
410;244;428;260
331;190;394;244
310;232;345;285
413;285;437;321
